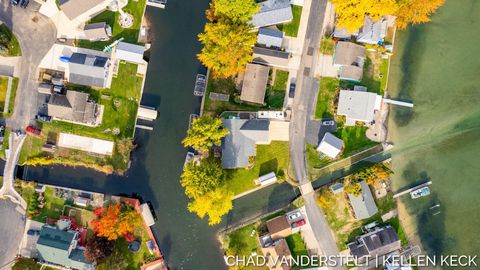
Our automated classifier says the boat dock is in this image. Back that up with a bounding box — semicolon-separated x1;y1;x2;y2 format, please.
393;180;433;198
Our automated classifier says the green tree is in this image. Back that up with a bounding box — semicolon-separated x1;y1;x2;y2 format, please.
182;115;229;152
181;161;224;199
211;0;260;23
187;187;233;225
198;22;256;78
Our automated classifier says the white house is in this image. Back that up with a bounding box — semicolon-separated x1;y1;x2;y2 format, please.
317;132;344;158
115;42;146;64
337;90;382;125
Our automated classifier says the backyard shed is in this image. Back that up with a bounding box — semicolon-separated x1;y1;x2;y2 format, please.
258;172;277;186
317;132;344;158
140;203;155;227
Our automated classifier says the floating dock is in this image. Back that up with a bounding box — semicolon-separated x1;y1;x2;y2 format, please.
393;180;432;199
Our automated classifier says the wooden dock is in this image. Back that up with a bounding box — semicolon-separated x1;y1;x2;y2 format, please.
393;180;432;198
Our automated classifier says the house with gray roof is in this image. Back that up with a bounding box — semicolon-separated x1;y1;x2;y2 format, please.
257;28;284;48
337;89;382;126
333;41;365;82
240;63;269;104
115;42;146;64
251;0;293;28
348;225;401;259
68;52;110;88
357;16;388;45
83;22;111;41
60;0;106;21
347;180;378;219
221;119;271;169
252;46;290;69
48;90;102;126
36;226;94;270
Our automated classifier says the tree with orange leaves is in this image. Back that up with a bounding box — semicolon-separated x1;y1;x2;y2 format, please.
395;0;445;29
92;203;142;241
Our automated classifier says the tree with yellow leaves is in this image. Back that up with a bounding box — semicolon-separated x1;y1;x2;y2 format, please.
187;187;233;225
332;0;397;32
395;0;445;29
182;115;229;152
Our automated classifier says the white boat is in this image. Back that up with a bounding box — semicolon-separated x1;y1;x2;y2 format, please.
410;186;431;199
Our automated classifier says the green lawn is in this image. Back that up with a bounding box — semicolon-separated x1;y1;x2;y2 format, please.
226;141;290;195
0;24;21;56
203;77;262;116
278;5;302;37
266;69;288;109
16;182;68;222
19;63;141;172
286;233;308;257
77;0;146;50
0;76;19;117
320;36;335;55
12;258;41;270
314;77;339;119
224;224;261;257
97;237;157;270
333;126;378;157
306;143;331;169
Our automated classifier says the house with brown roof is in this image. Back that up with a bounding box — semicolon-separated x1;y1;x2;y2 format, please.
82;22;111;41
261;238;292;270
266;216;292;240
240;63;270;104
333;42;366;82
48;90;103;126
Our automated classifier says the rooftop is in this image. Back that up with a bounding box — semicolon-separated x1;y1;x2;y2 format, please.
48;90;100;125
317;132;343;158
115;42;146;64
257;28;284;48
69;52;110;88
347;180;378;220
357;16;388;45
333;42;366;66
266;216;291;235
240;63;270;104
60;0;106;20
348;226;401;258
83;22;111;41
337;90;382;124
252;46;290;68
251;0;293;28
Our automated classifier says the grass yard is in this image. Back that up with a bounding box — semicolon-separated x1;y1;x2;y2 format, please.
97;235;157;270
77;0;146;50
0;76;19;117
203;77;262;116
0;24;21;56
314;77;339;119
0;76;8;107
12;258;41;270
266;69;288;109
16;182;68;222
286;233;308;257
306;143;331;169
278;5;302;37
226;141;289;195
224;224;261;257
18;63;141;173
333;126;378;157
320;36;335;55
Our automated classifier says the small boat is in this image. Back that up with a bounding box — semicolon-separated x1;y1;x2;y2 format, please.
410;186;431;199
183;151;195;168
193;74;207;96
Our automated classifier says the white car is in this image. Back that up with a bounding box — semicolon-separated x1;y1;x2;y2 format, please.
287;212;302;221
322;120;335;126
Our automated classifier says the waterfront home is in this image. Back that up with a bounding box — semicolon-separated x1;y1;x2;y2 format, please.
317;132;344;158
347;180;378;219
48;90;103;126
252;46;290;69
357;16;388;45
58;133;114;156
347;225;401;260
257;28;284;49
82;22;112;41
221;119;270;169
36;224;94;270
333;42;365;82
114;42;146;65
69;52;110;88
261;238;292;270
60;0;110;22
337;89;382;126
239;63;270;104
251;0;293;28
266;216;292;240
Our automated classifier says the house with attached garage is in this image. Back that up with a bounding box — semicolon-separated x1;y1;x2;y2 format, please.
336;89;382;126
251;0;293;28
333;41;366;82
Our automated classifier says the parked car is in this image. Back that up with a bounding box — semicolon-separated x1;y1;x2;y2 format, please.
287;211;302;221
291;219;306;228
25;125;41;136
20;0;29;8
288;82;296;98
11;0;20;5
322;120;335;126
27;229;40;236
35;115;52;123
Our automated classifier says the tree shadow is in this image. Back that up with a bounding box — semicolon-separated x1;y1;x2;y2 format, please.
259;158;278;176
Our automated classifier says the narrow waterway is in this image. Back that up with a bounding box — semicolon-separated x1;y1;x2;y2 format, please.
387;0;480;265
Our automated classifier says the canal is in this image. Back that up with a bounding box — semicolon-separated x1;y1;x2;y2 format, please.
387;0;480;263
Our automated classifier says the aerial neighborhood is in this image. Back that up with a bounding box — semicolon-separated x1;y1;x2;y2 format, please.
0;0;451;269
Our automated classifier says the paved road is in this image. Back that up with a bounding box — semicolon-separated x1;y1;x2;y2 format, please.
289;0;341;266
0;1;57;129
0;198;25;270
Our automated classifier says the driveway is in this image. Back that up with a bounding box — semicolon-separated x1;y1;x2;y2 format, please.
0;1;57;129
0;198;25;270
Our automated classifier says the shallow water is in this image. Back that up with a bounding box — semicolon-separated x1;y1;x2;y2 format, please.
387;0;480;265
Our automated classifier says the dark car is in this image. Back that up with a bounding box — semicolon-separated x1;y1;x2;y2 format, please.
288;82;296;98
291;219;306;228
27;229;40;236
35;115;52;123
20;0;29;8
11;0;20;5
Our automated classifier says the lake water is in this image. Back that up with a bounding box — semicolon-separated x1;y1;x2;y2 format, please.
387;0;480;265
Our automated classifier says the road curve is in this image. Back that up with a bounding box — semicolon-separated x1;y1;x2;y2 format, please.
0;2;57;129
